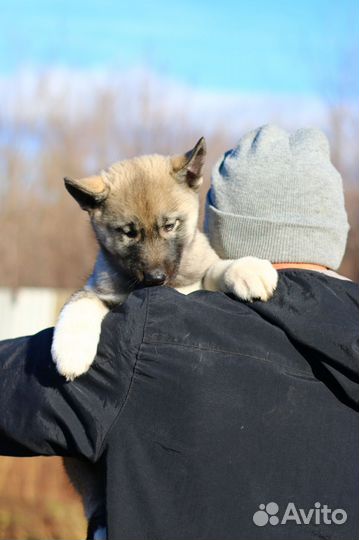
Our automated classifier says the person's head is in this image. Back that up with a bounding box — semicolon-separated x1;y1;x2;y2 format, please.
205;125;349;270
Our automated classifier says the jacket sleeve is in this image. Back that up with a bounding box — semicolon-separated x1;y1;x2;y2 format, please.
0;289;149;461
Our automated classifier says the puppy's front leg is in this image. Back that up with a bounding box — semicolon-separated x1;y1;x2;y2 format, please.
203;256;278;302
52;290;109;381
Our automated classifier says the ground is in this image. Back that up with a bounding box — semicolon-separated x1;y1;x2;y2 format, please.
0;457;86;540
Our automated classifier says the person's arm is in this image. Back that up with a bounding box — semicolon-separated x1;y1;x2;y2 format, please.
0;289;149;461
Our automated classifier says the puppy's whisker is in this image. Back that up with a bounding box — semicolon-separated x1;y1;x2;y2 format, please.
126;277;140;289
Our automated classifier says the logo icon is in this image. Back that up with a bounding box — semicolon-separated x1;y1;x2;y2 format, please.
253;502;279;526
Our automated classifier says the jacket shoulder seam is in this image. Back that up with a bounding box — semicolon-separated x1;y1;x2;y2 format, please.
94;287;151;460
142;339;319;380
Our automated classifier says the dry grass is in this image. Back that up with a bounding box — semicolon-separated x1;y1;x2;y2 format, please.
0;457;86;540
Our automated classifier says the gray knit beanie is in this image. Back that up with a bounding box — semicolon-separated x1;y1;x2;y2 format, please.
205;125;349;270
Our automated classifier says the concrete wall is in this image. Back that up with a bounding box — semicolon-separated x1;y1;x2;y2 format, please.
0;288;72;340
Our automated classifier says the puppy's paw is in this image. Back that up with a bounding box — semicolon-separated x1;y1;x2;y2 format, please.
52;295;108;381
224;256;278;302
52;327;100;381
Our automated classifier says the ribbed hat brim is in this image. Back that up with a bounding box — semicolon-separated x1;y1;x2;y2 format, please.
205;203;349;270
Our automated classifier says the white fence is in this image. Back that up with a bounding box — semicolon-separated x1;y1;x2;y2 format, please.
0;288;72;340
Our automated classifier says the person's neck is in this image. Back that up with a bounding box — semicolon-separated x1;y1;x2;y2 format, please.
272;263;328;272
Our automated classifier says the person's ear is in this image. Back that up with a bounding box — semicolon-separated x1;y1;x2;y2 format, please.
171;137;206;190
64;175;109;210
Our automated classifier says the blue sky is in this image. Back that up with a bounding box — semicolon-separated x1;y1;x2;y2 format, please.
0;0;357;95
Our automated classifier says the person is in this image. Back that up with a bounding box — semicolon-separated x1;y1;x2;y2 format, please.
0;125;358;540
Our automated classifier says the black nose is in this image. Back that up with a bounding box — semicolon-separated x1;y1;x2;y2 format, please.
143;270;167;286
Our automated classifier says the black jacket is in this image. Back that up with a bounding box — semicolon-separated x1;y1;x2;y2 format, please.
0;270;358;540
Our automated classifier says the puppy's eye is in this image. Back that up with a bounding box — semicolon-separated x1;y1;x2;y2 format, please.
115;226;137;238
123;229;137;238
163;223;175;232
163;220;178;233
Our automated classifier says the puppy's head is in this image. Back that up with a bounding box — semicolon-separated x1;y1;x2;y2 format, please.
65;137;206;287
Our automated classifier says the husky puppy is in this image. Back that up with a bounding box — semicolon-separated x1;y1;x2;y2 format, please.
52;138;277;537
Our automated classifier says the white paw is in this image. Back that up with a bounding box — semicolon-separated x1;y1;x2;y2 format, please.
224;257;278;302
52;327;100;381
52;296;108;381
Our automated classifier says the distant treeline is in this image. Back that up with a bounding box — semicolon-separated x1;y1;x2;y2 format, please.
0;72;358;286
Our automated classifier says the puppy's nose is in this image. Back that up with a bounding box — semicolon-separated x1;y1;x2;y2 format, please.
143;269;167;286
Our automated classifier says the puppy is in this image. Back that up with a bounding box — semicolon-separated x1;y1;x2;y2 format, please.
52;137;278;538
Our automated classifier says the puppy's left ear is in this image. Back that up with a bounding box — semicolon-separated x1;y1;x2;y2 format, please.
171;137;206;190
64;175;109;211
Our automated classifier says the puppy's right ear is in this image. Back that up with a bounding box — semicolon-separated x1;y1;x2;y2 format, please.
64;175;109;210
171;137;206;191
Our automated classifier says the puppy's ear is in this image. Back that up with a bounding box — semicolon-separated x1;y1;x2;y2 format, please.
64;175;109;210
171;137;206;190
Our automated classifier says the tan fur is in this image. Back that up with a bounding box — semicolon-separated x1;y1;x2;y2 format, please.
101;155;199;233
67;174;108;194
